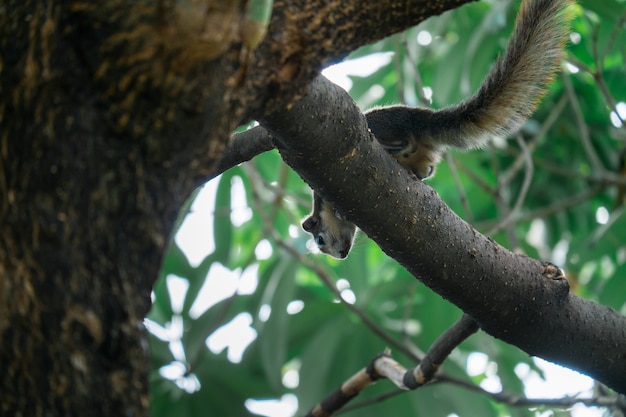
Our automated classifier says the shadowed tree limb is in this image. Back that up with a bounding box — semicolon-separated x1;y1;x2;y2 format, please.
260;74;626;393
404;314;479;387
210;126;276;181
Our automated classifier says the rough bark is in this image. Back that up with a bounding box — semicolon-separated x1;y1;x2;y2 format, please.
262;75;626;393
1;1;232;413
1;0;473;415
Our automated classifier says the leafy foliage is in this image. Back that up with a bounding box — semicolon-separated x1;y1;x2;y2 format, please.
148;1;626;416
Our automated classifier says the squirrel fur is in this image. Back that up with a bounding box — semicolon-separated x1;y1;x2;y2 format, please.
303;0;574;259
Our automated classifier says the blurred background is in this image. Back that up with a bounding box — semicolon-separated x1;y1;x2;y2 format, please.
147;1;626;416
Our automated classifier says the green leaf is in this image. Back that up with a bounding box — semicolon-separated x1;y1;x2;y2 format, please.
257;258;298;391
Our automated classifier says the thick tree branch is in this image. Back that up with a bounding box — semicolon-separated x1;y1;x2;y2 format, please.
261;75;626;393
244;0;477;120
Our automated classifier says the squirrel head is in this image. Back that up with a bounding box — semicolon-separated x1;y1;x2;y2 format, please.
302;200;356;259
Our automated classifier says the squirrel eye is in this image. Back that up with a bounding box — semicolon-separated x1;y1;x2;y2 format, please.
418;165;434;179
315;235;325;246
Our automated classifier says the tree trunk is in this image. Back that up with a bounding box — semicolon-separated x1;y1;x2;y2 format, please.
4;0;623;415
1;0;247;414
1;0;466;414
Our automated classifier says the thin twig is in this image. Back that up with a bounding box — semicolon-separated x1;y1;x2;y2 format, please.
562;72;605;174
487;134;534;238
446;153;474;222
210;125;275;180
475;185;604;230
501;94;568;185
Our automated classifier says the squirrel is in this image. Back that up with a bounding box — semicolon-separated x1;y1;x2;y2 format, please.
303;0;574;259
302;192;357;259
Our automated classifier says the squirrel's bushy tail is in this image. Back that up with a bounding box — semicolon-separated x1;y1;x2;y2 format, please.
434;0;575;149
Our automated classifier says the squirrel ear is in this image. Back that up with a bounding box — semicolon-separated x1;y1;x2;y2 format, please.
302;216;318;232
